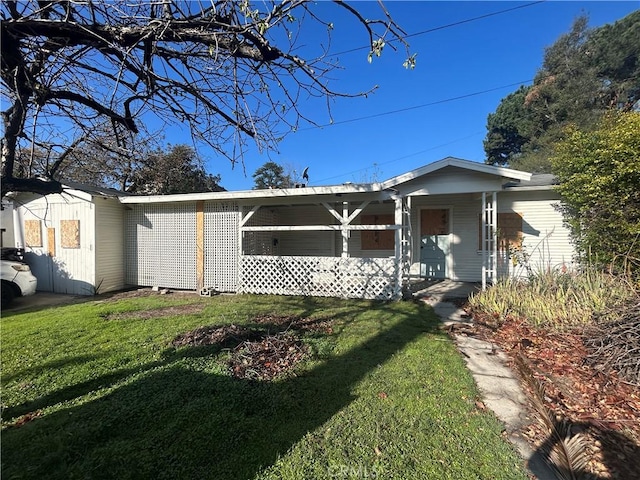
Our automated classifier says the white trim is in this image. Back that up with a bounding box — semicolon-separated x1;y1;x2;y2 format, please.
381;157;531;190
241;225;402;232
119;183;384;204
61;189;94;202
503;185;556;192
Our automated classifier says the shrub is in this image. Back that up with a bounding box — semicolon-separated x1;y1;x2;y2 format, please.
468;267;634;328
551;111;640;277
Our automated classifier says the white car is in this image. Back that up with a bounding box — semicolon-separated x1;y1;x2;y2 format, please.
1;259;38;308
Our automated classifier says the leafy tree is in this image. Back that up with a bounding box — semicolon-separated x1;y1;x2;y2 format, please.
252;161;291;189
485;11;640;172
1;1;411;196
551;112;640;271
483;86;535;167
128;145;223;195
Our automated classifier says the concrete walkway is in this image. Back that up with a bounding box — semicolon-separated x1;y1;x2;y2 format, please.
3;291;85;313
417;281;556;480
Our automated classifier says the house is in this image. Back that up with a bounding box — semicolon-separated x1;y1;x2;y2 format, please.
7;158;574;299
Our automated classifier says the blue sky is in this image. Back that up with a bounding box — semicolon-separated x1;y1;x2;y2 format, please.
202;1;639;191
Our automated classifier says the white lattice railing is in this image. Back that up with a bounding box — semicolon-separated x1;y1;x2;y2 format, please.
238;255;399;300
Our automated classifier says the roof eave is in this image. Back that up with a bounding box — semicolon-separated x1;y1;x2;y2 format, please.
119;183;383;204
381;157;532;190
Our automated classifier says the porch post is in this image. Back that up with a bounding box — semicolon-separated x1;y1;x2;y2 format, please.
481;192;497;290
394;196;403;298
342;201;349;258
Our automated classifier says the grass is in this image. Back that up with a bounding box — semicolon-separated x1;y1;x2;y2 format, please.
1;293;529;479
468;267;635;328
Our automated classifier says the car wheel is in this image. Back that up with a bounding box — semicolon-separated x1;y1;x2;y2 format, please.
1;280;15;308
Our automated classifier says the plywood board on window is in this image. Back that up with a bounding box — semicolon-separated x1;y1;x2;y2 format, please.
47;227;56;257
24;219;42;247
420;209;449;235
361;214;394;250
61;220;80;248
498;212;523;250
478;212;523;250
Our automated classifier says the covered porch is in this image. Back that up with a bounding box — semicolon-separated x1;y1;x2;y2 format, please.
236;189;409;300
121;158;536;301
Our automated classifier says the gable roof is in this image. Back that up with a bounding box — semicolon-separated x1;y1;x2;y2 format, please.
380;156;531;190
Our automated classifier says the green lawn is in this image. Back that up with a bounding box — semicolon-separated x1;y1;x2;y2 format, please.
1;293;528;479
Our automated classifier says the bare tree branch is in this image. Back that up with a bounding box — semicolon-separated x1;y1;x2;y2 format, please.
1;0;412;195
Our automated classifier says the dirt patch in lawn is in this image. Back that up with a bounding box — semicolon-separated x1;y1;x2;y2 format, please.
100;288;199;301
468;315;640;480
104;304;206;320
252;314;334;334
171;315;332;381
228;332;308;381
171;324;259;348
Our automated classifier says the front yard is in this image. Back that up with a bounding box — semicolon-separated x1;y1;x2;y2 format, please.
1;292;528;479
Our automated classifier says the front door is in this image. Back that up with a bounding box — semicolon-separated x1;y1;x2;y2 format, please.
420;209;450;279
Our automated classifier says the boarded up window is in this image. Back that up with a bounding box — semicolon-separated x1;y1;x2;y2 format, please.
421;209;449;235
47;228;56;257
361;214;395;250
61;220;80;248
478;213;523;250
25;219;42;247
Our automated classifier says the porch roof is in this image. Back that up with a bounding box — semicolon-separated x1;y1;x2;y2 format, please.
118;182;387;204
118;156;533;204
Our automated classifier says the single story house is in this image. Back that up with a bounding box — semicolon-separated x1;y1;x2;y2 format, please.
6;157;575;299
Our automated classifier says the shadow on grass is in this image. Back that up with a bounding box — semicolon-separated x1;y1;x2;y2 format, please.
2;301;438;480
1;354;99;384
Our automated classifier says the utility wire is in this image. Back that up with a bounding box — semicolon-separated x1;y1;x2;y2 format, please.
314;131;485;184
331;1;547;57
309;1;547;184
300;79;533;131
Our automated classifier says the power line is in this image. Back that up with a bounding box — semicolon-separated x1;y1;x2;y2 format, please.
332;1;547;57
300;79;533;131
309;2;547;184
314;131;485;185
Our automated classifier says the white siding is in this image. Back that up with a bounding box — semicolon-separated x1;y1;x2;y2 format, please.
1;200;15;247
397;167;507;196
408;191;575;282
345;202;395;259
500;191;575;277
17;193;97;295
94;198;126;293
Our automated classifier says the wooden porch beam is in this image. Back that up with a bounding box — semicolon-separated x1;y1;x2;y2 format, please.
196;200;205;290
240;205;261;227
321;202;344;223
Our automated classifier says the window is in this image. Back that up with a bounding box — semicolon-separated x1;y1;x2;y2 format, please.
478;212;522;250
61;220;80;248
25;219;42;247
361;214;395;250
